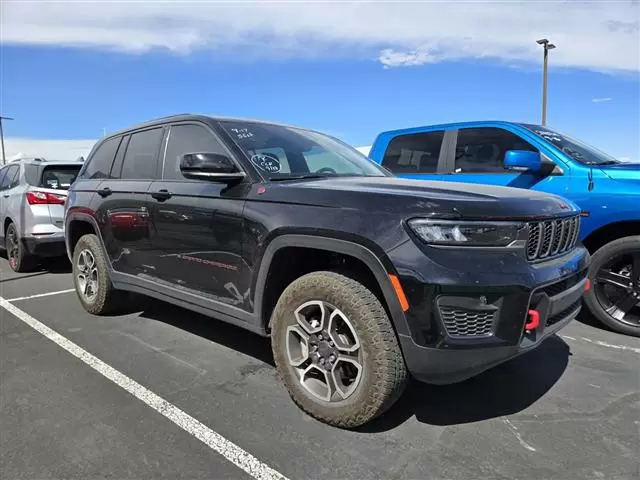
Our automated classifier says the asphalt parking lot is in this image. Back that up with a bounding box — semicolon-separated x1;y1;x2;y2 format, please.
1;256;639;480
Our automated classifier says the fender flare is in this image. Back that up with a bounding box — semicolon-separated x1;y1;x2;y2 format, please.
64;210;104;263
254;234;411;337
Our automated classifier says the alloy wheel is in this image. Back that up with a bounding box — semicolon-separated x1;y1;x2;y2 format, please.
286;300;363;402
594;251;640;328
6;227;19;269
76;249;99;303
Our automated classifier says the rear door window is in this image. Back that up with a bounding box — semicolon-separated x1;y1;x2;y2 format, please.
381;131;445;174
120;128;164;180
0;165;19;190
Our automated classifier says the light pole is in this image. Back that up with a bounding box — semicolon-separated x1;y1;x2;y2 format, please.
0;115;14;165
536;39;556;126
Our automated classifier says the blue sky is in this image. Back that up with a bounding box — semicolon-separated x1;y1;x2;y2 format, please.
2;1;639;160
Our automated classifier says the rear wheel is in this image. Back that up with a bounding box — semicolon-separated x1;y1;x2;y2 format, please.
72;233;126;314
271;271;408;428
5;222;36;273
584;236;640;337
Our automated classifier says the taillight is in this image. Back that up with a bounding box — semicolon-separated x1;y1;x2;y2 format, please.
26;191;66;205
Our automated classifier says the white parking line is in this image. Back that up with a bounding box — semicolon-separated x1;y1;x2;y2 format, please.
577;336;640;354
7;289;76;302
560;334;640;354
0;297;289;480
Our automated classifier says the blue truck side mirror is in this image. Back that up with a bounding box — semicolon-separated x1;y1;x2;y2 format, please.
504;150;542;173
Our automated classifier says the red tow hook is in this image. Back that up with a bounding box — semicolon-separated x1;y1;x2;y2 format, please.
525;309;540;332
585;279;591;291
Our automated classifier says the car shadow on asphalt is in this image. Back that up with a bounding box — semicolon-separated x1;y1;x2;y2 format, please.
359;335;571;432
132;295;575;432
0;253;72;276
133;296;275;367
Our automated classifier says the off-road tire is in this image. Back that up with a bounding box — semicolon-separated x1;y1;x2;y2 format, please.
72;233;126;315
584;236;640;337
271;271;408;428
5;222;37;273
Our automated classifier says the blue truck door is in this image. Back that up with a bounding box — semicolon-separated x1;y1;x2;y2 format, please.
445;126;568;192
378;129;452;181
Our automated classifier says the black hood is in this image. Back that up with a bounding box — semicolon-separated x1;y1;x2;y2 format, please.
266;176;579;221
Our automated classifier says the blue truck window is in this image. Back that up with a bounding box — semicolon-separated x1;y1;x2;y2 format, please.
455;127;538;174
382;130;444;174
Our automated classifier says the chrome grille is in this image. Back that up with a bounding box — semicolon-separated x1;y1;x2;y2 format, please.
526;216;580;261
440;307;495;338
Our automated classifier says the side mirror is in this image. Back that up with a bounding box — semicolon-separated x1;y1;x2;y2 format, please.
179;153;245;183
504;150;542;174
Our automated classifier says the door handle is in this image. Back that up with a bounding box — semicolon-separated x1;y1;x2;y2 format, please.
151;189;172;201
98;187;112;198
3;194;9;198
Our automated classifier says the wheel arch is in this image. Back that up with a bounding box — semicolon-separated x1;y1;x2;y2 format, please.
65;211;101;262
582;220;640;254
254;234;411;338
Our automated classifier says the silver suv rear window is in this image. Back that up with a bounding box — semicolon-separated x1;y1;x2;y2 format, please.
25;165;82;190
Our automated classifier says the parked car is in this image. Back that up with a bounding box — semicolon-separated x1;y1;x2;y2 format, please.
0;158;83;271
367;121;640;337
64;114;589;428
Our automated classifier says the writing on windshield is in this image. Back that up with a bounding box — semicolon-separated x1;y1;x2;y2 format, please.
218;120;387;180
519;124;621;166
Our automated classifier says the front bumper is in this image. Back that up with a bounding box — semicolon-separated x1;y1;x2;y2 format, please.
386;239;590;384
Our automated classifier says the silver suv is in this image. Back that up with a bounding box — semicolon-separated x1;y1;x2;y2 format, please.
0;158;83;272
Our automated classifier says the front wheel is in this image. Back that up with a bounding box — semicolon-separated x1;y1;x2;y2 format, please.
584;236;640;337
271;271;408;428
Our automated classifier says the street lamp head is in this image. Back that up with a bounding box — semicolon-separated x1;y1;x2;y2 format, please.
536;38;549;45
547;43;556;50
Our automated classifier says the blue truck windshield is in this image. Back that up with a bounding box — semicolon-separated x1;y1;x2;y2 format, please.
519;124;621;166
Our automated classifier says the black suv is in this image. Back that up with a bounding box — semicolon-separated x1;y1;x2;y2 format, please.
65;114;589;428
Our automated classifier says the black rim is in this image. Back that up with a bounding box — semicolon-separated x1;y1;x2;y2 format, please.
594;250;640;328
6;227;19;269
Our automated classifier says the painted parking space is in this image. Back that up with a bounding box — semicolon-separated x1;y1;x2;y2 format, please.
1;257;639;480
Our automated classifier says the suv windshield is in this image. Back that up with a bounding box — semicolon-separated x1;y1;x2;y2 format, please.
519;124;621;166
218;120;388;180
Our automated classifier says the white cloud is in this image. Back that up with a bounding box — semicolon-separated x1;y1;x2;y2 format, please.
592;97;613;103
2;1;639;73
3;137;97;162
379;47;438;69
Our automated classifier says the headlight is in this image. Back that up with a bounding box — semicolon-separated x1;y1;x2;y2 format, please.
407;219;523;247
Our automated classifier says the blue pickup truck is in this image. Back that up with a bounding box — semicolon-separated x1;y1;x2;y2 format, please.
368;121;639;337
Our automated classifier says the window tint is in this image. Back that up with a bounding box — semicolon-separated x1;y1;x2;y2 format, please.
381;131;444;174
39;165;81;190
455;127;538;174
0;166;17;190
163;124;231;180
121;128;163;180
9;165;21;188
83;136;120;179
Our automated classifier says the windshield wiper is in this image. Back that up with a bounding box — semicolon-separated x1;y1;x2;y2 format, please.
596;160;621;165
